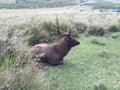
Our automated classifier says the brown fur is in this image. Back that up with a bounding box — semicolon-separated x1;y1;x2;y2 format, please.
31;35;80;65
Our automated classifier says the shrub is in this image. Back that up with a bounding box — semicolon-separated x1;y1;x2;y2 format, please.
108;25;120;32
86;26;106;36
28;28;50;46
94;83;108;90
71;22;87;33
91;37;106;46
41;21;57;36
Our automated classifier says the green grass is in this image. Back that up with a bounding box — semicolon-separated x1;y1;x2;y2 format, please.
44;34;120;90
0;11;120;90
0;2;77;9
85;0;120;10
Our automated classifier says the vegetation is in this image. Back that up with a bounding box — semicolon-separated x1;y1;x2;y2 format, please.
0;16;120;89
0;4;120;89
45;35;120;90
85;0;120;10
86;25;106;36
0;0;78;9
108;25;120;32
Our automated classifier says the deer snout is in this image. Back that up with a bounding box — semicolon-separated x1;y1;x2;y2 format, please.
76;41;80;45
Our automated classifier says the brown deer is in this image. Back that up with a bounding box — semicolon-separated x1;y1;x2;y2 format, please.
31;17;80;65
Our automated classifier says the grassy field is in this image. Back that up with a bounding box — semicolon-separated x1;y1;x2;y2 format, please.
45;34;120;90
85;0;120;9
0;0;79;9
0;5;120;90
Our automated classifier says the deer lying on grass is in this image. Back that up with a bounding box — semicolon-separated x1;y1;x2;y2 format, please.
31;17;80;65
31;30;80;65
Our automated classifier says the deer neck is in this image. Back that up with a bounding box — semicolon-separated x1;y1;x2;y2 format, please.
55;39;71;56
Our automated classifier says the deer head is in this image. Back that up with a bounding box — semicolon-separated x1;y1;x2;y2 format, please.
62;29;80;47
55;16;80;47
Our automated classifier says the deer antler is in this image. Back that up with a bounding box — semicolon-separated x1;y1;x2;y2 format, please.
68;29;71;36
55;15;65;35
55;15;72;36
56;15;60;35
61;29;71;36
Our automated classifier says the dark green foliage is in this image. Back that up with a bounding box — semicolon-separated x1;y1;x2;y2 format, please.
28;29;49;45
86;26;106;36
41;21;57;36
0;39;16;67
0;37;29;68
108;25;120;32
24;21;50;45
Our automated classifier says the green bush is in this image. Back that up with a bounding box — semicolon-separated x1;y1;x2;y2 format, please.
41;21;57;36
86;26;106;36
108;25;120;32
28;29;50;46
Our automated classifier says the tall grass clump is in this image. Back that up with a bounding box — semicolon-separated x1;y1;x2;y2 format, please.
6;17;88;46
27;26;50;46
108;25;120;32
86;25;106;36
0;38;17;67
41;20;71;35
0;34;49;90
26;20;58;46
71;21;87;33
26;19;81;45
41;20;59;36
0;65;48;90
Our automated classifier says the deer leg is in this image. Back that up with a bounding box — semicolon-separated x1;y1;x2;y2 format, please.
49;60;63;65
39;56;49;63
59;61;63;65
